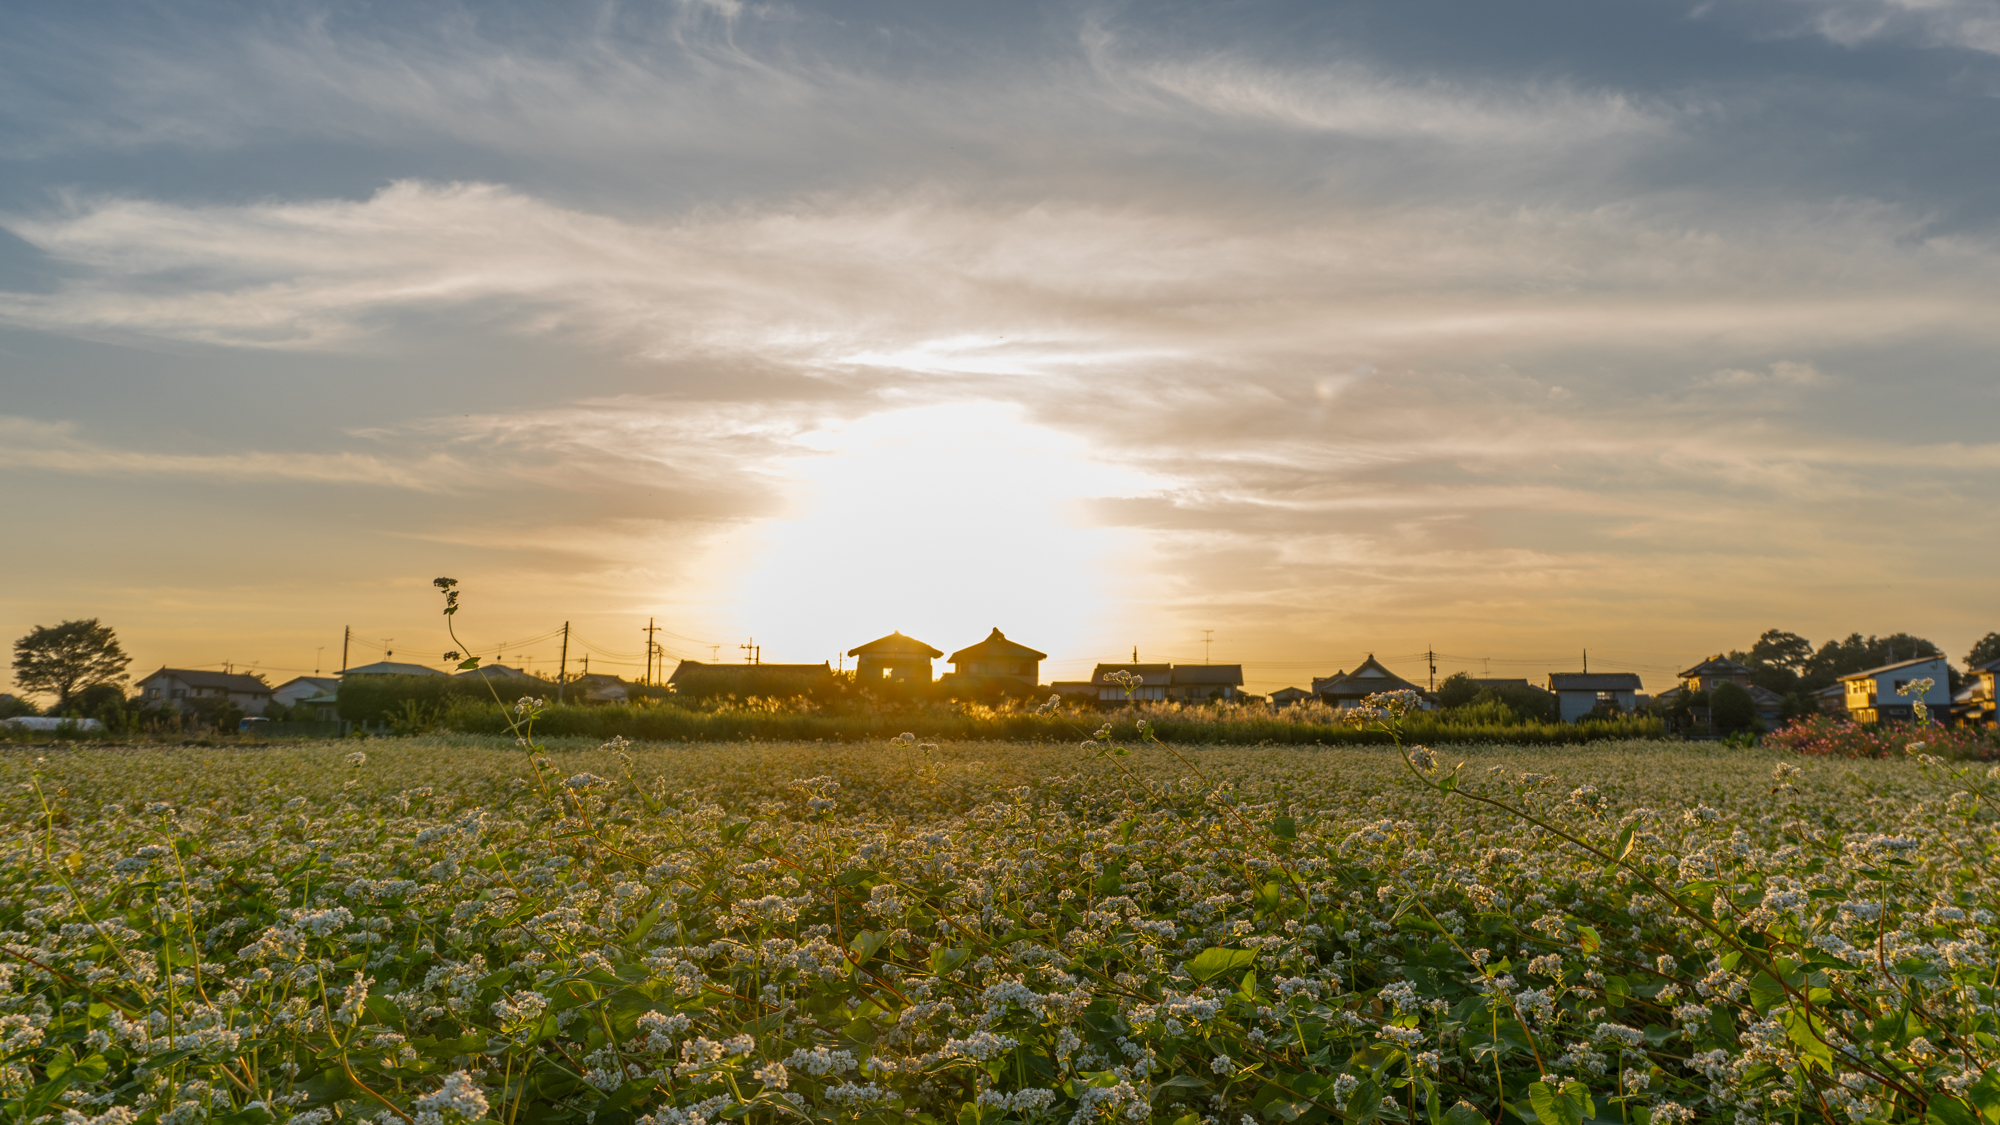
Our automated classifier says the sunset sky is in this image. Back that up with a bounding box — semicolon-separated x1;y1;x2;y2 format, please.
4;0;1998;697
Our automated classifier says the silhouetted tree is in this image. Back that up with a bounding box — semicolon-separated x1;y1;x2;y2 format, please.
12;619;131;710
1435;672;1480;709
1711;682;1758;735
1967;632;2000;670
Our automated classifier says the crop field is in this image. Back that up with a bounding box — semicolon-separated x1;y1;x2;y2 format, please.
1;731;1995;1125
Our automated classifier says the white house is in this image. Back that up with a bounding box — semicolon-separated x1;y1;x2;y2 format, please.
1840;656;1951;724
271;676;340;708
1546;672;1643;724
136;668;275;713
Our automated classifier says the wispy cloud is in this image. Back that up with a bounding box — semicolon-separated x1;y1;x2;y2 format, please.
0;414;466;490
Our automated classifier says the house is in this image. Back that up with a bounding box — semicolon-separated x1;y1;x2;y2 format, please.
1547;672;1643;723
1269;686;1312;708
847;632;943;684
1953;658;1999;728
944;629;1047;686
573;673;629;703
455;663;534;680
1678;656;1754;693
136;668;275;713
1169;665;1245;702
271;676;340;708
1313;655;1431;709
667;660;833;700
339;661;446;677
1840;655;1952;724
1812;683;1845;715
1049;681;1101;701
1089;663;1172;703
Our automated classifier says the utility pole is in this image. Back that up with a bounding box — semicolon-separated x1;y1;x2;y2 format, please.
741;639;760;664
341;626;350;673
643;618;660;685
557;622;570;704
1583;649;1588;673
1202;630;1214;664
1428;647;1437;691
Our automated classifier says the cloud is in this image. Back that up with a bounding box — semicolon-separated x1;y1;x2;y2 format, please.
1090;36;1668;148
1696;359;1832;387
0;414;466;490
1769;0;2000;54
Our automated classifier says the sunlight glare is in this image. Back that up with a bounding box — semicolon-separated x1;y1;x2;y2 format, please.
723;402;1148;671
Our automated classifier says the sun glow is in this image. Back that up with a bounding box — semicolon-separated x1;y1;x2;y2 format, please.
720;402;1150;671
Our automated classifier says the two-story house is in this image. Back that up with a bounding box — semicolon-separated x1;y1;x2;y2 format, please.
1840;655;1952;723
136;668;275;713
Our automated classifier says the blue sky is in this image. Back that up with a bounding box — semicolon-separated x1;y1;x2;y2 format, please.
3;0;1997;693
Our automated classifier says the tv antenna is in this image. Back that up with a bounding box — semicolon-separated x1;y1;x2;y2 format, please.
741;638;761;665
1202;630;1214;664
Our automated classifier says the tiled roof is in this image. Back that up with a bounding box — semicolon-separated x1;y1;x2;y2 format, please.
948;629;1048;663
1547;673;1644;691
138;668;272;693
848;631;944;658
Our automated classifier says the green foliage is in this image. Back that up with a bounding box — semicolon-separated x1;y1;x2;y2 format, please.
1435;672;1480;709
11;617;131;708
0;692;38;718
1967;631;2000;670
432;696;1660;744
335;673;556;724
2;734;1993;1125
1710;681;1758;734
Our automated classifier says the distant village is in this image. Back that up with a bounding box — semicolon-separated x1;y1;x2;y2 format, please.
15;622;1993;736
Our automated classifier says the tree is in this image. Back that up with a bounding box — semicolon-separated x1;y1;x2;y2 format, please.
1711;682;1758;735
1748;629;1813;673
12;619;132;709
1435;672;1480;709
1967;632;2000;670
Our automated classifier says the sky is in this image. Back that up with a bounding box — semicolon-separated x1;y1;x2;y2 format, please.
3;0;1998;697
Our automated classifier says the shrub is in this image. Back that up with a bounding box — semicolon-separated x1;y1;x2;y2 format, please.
1710;681;1757;734
1765;713;1998;759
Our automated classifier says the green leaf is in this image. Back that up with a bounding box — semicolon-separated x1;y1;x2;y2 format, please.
456;657;481;670
1269;816;1298;841
1441;1103;1486;1125
1095;862;1124;896
1574;925;1600;954
1614;823;1636;862
1159;1076;1211;1091
1780;1008;1833;1071
849;930;889;965
1925;1096;1981;1125
1529;1081;1584;1125
1251;882;1283;915
1173;1115;1202;1125
929;946;970;975
719;821;751;845
1185;947;1257;982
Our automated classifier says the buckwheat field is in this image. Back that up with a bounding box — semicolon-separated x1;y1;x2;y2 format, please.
3;725;1996;1125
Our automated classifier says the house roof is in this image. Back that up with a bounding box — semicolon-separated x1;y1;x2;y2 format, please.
137;667;273;693
668;660;832;682
948;628;1047;663
575;673;626;685
339;661;447;677
1092;663;1173;686
1838;655;1947;682
1680;655;1753;678
1976;657;2000;674
455;663;535;679
272;675;340;694
1171;664;1244;686
1314;655;1427;697
847;631;943;659
1469;678;1533;689
1269;686;1311;700
1547;672;1644;692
